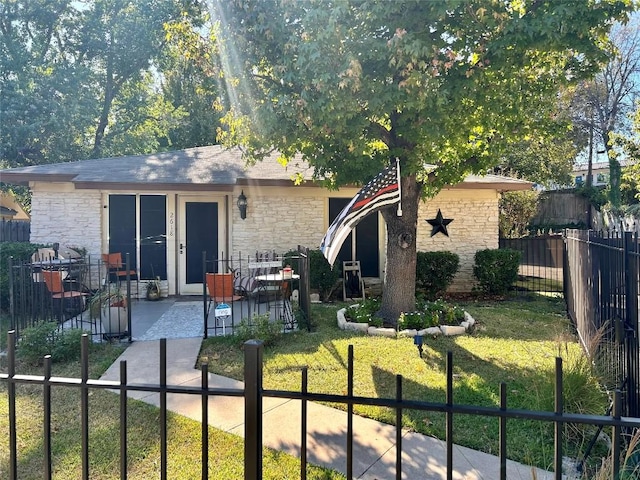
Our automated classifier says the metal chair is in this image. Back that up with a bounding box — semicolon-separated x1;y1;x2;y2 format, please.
205;273;244;334
42;270;90;323
101;252;139;297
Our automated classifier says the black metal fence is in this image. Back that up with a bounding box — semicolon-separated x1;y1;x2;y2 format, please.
0;220;30;242
200;246;311;338
7;254;134;342
564;229;640;418
499;234;565;296
3;333;640;480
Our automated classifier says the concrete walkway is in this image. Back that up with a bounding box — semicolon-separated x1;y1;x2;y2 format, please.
99;300;558;480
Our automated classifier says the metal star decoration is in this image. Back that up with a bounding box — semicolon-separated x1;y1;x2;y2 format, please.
426;209;453;237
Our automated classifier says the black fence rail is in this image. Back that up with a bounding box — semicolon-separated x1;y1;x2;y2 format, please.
564;229;640;418
3;333;640;480
499;234;565;296
0;220;30;242
7;254;134;342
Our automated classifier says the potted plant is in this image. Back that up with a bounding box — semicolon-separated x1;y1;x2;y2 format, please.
89;286;128;337
146;277;161;301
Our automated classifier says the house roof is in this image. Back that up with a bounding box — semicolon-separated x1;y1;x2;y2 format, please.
0;145;531;192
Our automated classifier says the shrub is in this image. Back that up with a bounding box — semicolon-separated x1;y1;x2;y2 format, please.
233;313;284;347
17;322;87;365
344;297;381;325
308;249;341;301
415;251;459;300
473;248;521;295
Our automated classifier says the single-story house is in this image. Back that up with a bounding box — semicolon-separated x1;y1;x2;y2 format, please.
0;145;531;295
0;191;30;221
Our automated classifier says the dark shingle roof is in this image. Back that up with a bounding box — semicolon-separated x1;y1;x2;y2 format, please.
0;145;531;191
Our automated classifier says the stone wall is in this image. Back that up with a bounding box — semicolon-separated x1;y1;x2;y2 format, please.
30;184;102;257
417;189;499;291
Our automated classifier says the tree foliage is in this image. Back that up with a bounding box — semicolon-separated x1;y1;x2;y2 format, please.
213;0;633;322
570;16;640;208
0;0;207;168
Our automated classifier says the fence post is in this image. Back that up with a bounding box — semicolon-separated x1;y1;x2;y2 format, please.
244;340;264;480
623;232;639;417
8;256;15;331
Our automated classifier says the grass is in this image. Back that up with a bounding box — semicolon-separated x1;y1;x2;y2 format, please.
0;340;344;479
199;296;609;472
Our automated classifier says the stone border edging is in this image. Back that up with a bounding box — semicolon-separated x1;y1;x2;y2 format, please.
337;306;476;338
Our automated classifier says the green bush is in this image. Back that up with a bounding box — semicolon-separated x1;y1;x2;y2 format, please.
473;248;522;295
415;251;459;300
17;322;87;365
0;242;47;311
233;313;284;347
308;249;341;301
344;297;381;325
398;299;465;330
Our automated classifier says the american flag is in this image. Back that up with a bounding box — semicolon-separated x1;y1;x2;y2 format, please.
321;163;400;267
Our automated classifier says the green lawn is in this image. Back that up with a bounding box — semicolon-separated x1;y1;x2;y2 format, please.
199;296;609;471
0;340;343;479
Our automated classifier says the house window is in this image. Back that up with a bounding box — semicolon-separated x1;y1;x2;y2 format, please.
575;175;583;185
328;198;379;277
108;194;167;280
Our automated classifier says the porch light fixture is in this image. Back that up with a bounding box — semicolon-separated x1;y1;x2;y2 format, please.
237;190;248;220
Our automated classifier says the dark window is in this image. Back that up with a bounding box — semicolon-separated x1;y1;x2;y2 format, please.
140;195;167;280
109;195;137;270
328;198;379;277
108;194;167;280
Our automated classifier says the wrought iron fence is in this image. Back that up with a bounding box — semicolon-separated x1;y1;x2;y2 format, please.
3;334;640;480
499;234;565;297
564;229;640;418
7;253;133;342
201;246;311;338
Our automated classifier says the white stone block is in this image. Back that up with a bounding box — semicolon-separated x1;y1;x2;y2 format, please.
464;312;476;326
344;321;369;332
420;327;442;336
398;329;418;337
368;327;396;337
440;325;466;336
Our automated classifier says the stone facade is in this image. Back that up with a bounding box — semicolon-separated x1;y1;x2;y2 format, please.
30;184;102;257
26;183;500;293
417;189;499;291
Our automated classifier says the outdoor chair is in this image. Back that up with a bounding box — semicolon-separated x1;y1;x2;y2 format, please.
102;252;139;297
42;270;90;323
205;272;244;331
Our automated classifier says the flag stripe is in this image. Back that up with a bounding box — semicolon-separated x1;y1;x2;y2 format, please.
320;164;400;267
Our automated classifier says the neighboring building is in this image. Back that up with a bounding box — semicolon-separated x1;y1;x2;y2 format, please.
572;159;631;187
0;145;531;295
0;192;30;221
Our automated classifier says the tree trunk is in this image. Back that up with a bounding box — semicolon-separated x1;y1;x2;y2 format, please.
378;174;421;326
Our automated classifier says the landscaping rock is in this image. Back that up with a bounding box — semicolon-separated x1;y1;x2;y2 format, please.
420;327;442;336
310;293;321;303
440;325;466;336
464;311;476;326
398;329;418;337
368;327;396;337
344;321;369;332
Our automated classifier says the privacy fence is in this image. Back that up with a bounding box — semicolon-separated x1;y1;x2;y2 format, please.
564;229;640;419
0;220;30;242
499;234;565;296
3;334;640;480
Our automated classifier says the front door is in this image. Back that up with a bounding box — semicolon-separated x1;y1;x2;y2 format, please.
178;196;225;294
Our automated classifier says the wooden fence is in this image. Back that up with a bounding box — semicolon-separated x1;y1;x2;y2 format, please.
0;220;30;242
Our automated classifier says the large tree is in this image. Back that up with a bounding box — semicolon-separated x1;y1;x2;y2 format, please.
0;0;205;167
213;0;632;322
571;16;640;208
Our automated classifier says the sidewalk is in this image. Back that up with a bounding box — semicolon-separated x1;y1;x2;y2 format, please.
100;334;558;480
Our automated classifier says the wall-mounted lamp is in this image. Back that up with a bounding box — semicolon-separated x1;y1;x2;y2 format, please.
237;190;248;220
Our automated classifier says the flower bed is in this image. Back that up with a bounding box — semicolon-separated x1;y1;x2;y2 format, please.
338;298;476;338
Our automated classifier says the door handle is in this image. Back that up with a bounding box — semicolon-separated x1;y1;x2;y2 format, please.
179;243;184;253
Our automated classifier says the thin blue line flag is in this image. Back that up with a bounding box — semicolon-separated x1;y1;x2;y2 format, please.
320;164;400;267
